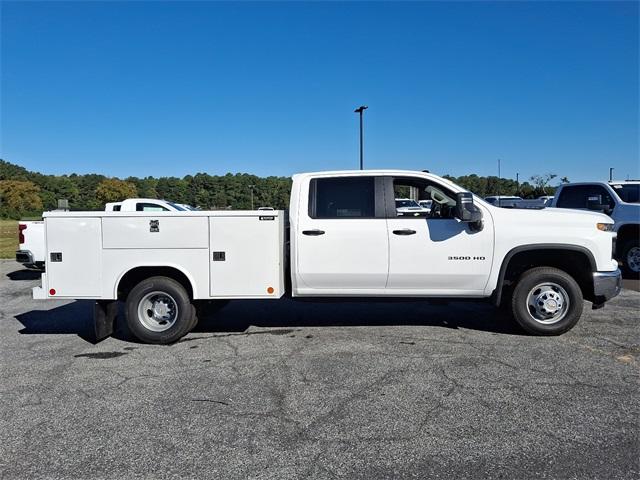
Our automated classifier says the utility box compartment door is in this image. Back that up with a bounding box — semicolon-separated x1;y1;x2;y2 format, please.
209;215;284;297
102;216;208;249
46;217;102;297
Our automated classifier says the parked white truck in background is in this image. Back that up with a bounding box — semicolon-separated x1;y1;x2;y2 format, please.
16;198;192;270
550;181;640;275
33;170;621;344
16;221;45;269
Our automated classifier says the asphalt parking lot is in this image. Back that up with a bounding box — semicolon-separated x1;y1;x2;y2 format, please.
1;259;638;480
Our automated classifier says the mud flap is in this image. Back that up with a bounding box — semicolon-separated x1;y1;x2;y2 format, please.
94;300;118;342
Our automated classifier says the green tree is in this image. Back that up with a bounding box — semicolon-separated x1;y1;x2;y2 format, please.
530;173;557;196
96;178;138;204
0;180;43;217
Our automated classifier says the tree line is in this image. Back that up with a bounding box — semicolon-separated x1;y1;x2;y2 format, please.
0;159;565;219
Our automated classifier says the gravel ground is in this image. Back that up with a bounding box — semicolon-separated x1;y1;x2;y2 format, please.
1;259;638;479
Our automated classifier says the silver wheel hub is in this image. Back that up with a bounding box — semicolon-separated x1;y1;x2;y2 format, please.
527;283;570;325
137;291;179;332
627;246;640;273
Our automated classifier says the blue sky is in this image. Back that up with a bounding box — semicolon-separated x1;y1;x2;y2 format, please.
1;1;638;182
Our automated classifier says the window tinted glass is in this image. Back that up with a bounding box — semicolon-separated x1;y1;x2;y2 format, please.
136;203;169;212
112;205;121;211
311;177;375;218
611;184;640;203
556;185;614;209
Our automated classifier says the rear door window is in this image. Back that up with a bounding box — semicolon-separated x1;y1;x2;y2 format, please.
309;177;376;218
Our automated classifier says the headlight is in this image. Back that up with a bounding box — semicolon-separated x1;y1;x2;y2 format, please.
597;223;614;232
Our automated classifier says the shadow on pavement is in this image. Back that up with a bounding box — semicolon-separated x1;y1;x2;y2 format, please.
6;269;42;281
14;296;520;345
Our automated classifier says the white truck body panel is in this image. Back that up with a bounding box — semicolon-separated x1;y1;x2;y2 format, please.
45;217;103;297
37;210;285;301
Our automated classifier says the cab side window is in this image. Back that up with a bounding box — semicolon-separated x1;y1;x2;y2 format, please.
391;177;456;219
309;177;376;219
136;203;169;212
556;186;614;209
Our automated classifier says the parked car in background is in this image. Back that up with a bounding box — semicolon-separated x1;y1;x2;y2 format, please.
418;200;433;211
538;196;554;206
395;198;430;216
15;221;45;270
484;196;522;207
550;181;640;275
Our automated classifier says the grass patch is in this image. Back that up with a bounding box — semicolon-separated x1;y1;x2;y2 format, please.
0;219;18;259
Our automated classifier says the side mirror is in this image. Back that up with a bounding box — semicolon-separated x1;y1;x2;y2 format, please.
586;195;611;214
455;192;483;229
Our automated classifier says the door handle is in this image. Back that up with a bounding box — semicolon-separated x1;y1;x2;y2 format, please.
302;229;325;236
393;229;416;236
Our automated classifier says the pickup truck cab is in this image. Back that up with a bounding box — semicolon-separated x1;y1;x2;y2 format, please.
550;181;640;275
105;198;194;212
33;170;621;344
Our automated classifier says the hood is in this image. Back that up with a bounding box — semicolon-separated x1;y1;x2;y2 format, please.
491;205;612;225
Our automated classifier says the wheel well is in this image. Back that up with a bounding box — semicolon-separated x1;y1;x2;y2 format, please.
117;266;194;300
616;224;640;254
496;248;594;305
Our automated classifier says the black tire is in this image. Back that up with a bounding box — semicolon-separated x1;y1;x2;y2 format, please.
619;238;640;278
125;276;195;344
511;267;583;336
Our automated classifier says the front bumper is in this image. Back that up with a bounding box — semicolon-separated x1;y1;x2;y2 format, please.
592;269;622;305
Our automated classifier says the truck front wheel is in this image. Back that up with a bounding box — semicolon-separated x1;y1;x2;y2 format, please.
511;267;583;335
620;239;640;277
125;276;195;344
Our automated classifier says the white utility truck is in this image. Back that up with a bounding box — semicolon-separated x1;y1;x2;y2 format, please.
33;170;622;344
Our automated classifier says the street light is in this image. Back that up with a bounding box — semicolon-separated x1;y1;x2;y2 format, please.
354;105;368;170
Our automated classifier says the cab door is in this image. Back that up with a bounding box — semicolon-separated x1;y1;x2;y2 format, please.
294;175;389;292
384;176;494;294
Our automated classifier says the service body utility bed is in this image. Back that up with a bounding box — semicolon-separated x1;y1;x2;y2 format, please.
34;210;286;301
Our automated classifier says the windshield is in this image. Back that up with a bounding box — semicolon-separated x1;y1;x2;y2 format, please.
611;184;640;203
395;199;421;208
166;202;187;211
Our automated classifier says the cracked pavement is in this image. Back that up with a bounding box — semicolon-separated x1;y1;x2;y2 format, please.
1;260;638;479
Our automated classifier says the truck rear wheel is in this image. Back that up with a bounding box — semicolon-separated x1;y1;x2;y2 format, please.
511;267;583;336
125;276;195;344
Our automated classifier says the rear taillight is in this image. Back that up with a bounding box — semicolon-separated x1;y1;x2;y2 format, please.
18;224;27;244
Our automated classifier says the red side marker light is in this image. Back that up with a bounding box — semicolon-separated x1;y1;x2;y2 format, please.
49;289;56;296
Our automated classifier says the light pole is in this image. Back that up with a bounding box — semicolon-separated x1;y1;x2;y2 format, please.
497;158;501;206
609;167;614;182
354;105;368;170
249;184;255;210
516;172;519;196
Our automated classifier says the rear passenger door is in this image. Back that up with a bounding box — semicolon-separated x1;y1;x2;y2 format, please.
295;176;389;292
